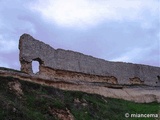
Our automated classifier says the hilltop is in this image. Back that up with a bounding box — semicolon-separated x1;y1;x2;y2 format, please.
0;68;159;120
0;33;160;119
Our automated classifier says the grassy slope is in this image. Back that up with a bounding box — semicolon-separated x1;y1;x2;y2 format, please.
0;76;159;120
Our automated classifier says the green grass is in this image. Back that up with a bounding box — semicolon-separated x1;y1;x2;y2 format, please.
0;76;159;120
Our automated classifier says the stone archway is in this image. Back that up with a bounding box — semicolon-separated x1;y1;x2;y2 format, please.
32;58;44;74
20;57;44;74
32;61;40;74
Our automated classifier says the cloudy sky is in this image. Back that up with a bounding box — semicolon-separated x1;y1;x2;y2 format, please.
0;0;159;70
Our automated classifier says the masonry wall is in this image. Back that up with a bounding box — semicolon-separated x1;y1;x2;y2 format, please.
19;34;160;86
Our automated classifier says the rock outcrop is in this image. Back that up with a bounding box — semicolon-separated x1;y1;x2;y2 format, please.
19;34;160;87
0;69;160;103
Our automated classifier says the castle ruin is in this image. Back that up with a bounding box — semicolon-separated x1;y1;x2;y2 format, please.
19;34;160;87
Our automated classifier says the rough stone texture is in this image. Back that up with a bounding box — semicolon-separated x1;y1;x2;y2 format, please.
49;107;74;120
39;66;118;84
19;34;160;86
8;80;23;97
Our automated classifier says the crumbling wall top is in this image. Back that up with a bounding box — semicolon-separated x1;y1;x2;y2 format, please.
19;34;160;86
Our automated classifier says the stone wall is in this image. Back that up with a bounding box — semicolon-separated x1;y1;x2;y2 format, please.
19;34;160;86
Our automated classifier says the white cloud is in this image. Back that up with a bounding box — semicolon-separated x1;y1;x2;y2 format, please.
30;0;159;28
0;35;17;53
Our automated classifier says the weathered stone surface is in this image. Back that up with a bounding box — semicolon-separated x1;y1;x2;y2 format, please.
49;107;74;120
8;80;23;97
19;34;160;86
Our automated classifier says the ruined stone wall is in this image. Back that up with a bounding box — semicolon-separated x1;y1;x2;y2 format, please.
19;34;160;86
39;66;118;84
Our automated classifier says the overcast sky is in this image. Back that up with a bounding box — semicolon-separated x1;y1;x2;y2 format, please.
0;0;159;70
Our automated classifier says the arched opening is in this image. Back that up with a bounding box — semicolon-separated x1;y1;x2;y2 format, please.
32;61;40;74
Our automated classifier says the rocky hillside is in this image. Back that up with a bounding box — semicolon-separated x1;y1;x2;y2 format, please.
0;68;159;120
